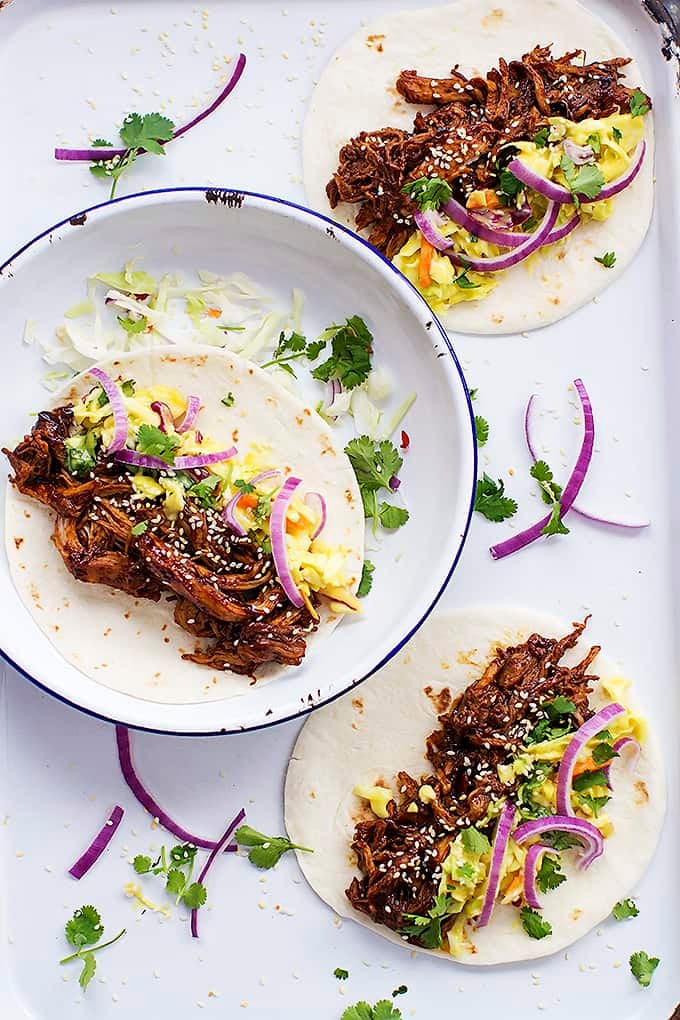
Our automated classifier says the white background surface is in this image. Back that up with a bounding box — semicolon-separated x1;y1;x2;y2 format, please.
0;1;678;1018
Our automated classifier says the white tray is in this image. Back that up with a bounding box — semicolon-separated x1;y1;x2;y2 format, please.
0;1;678;1017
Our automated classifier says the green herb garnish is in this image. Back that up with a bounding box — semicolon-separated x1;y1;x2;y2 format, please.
474;415;489;446
498;167;523;199
613;898;639;921
559;154;604;204
586;132;602;155
392;986;408;997
530;460;568;537
401;893;456;949
130;521;148;537
455;271;480;290
117;315;147;334
461;826;492;855
342;1002;402;1020
629;89;650;118
64;438;96;478
131;843;206;910
90;112;175;198
345;436;408;534
536;853;566;893
612;126;623;142
311;316;373;390
60;906;126;992
357;560;375;597
221;392;235;407
401;176;453;211
136;423;180;465
474;473;518;523
594;251;616;268
187;474;222;509
533;127;550;148
234;825;313;870
629;950;659;987
520;906;552;940
541;831;582;852
334;968;349;981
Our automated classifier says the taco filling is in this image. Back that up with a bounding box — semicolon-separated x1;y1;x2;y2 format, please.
346;619;646;955
326;45;651;314
4;368;360;676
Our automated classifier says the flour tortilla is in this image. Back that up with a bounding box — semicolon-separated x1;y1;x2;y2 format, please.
5;347;364;705
303;0;654;335
285;607;665;964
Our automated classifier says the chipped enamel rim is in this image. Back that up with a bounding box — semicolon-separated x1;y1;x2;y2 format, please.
0;187;477;736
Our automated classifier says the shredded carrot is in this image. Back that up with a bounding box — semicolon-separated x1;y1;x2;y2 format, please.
418;237;434;288
285;514;307;534
503;874;524;901
572;754;597;777
239;493;258;510
207;307;222;318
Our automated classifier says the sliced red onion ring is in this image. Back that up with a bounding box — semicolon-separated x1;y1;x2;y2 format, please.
491;378;594;560
563;139;595;165
68;805;124;880
508;141;645;205
444;196;580;250
175;447;237;469
115;726;237;852
414;209;454;252
190;807;246;939
115;449;173;471
223;469;280;537
603;736;641;788
150;400;175;433
523;844;552;910
88;367;129;453
476;799;516;928
176;395;201;433
270;476;305;608
556;703;625;817
524;393;649;530
55;54;247;162
446;200;558;273
513;815;604;871
304;492;327;539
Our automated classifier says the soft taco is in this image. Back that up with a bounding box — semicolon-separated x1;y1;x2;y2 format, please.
303;0;654;334
3;348;364;704
285;607;664;964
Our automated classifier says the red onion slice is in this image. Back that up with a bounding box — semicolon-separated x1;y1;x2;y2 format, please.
443;196;580;250
490;378;594;560
556;703;625;817
603;736;641;789
304;492;327;539
190;807;246;939
513;815;605;871
174;447;237;469
115;449;172;471
508;141;645;205
563;139;595;165
176;395;201;433
476;799;516;928
151;400;175;433
55;54;247;162
88;367;129;453
115;726;237;852
223;470;280;536
414;210;454;252
523;844;552;910
446;201;558;273
68;804;124;880
524;393;650;530
270;476;305;608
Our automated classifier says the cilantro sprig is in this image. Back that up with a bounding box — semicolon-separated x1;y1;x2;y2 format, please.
311;316;374;390
559;154;604;206
629;89;650;118
334;967;349;981
629;950;659;987
400;893;456;949
260;331;320;377
613;897;639;921
132;843;207;910
357;560;375;597
90;112;175;199
536;853;566;893
235;825;313;870
520;906;552;940
136;423;180;465
594;251;616;269
401;176;453;211
474;415;489;447
533;127;550;148
344;436;409;534
530;460;568;537
474;473;518;523
342;1002;402;1020
60;906;126;992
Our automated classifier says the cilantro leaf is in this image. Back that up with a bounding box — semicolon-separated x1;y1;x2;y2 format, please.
79;951;97;991
130;521;148;537
456;862;476;881
169;843;198;866
536;853;566;893
544;695;576;720
543;501;570;537
341;1004;374;1020
461;826;491;855
165;868;187;896
188;474;222;509
392;986;408;997
533;127;550;148
133;854;152;874
560;155;605;201
520;907;552;940
357;560;375;597
542;831;582;852
587;132;602;155
517;761;555;818
136;423;179;465
629;950;659;987
572;769;608;793
378;503;409;530
182;882;207;909
401;894;456;949
474;415;489;447
530;460;563;506
401;176;453;211
65;906;104;949
373;1003;402;1020
629;89;650;118
594;251;616;268
64;439;96;478
345;436;402;492
311;316;373;390
221;392;235;407
235;825;312;869
455;271;480;290
612;126;623;142
119;112;174;153
613;898;639;921
578;793;610;817
91;138;113;147
334;967;349;980
117;315;147;334
592;741;619;766
469;387;478;402
474;473;518;523
499;167;523;199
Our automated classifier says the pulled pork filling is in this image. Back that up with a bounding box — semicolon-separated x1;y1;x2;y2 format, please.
4;407;318;675
346;622;600;938
327;44;650;257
